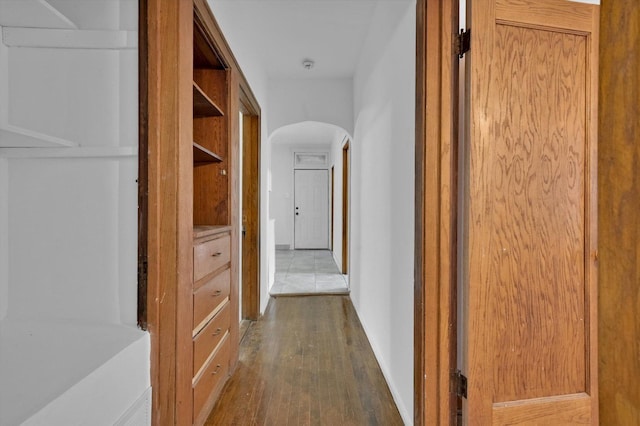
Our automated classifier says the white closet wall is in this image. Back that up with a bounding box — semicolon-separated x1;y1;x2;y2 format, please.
0;1;149;424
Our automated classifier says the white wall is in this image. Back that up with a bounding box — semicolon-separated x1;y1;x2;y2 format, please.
6;157;136;323
268;78;354;135
0;2;149;423
1;43;138;324
0;157;7;320
8;48;126;147
350;1;416;423
270;143;293;247
0;31;6;317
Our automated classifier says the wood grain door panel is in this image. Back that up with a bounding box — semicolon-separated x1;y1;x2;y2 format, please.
465;0;599;423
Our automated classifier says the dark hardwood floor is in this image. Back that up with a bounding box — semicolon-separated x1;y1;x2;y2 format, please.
205;296;404;426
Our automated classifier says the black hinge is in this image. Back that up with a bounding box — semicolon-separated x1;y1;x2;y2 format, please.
456;29;471;58
454;370;468;399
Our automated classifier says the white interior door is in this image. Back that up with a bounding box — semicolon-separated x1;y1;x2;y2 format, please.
294;169;329;249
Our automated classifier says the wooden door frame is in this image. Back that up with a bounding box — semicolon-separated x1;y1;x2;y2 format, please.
330;166;334;252
240;86;261;321
415;0;459;425
142;0;194;423
341;141;350;275
137;0;149;330
598;1;640;423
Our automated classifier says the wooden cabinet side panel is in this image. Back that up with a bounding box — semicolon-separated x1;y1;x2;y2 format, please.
146;0;194;424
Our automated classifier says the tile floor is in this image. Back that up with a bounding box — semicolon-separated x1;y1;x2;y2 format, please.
270;249;349;295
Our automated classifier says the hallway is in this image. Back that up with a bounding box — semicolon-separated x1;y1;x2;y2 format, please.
205;296;403;425
270;250;349;295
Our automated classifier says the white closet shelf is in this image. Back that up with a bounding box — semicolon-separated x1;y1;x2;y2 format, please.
0;0;77;30
2;28;137;50
0;146;137;159
0;126;77;148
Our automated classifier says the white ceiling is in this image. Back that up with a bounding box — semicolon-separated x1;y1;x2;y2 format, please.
270;121;345;146
209;0;411;79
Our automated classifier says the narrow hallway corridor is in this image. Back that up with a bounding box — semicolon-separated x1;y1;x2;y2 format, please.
270;250;349;295
205;296;403;425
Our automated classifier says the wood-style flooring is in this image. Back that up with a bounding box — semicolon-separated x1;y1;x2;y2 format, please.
205;296;403;426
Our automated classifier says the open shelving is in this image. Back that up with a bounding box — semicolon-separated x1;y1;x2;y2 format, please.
193;82;223;118
192;20;230;228
193;142;222;165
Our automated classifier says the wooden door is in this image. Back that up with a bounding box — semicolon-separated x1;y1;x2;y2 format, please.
463;0;599;424
294;169;329;249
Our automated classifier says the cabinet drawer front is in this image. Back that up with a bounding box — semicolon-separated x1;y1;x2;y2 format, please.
193;333;230;422
193;301;230;376
194;234;230;283
193;268;230;330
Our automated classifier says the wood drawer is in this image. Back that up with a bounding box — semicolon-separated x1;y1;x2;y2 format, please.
193;301;230;376
193;268;230;330
193;333;230;423
194;233;230;283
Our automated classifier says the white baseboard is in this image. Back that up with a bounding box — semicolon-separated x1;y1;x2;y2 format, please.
115;387;152;426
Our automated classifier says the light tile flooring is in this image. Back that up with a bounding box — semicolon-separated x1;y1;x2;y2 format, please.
270;249;349;295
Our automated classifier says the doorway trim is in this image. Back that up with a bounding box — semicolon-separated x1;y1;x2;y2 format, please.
137;0;149;330
414;0;459;425
341;140;350;275
331;165;335;252
240;84;261;321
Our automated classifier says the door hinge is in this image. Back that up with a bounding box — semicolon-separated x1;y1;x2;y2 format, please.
456;29;471;58
454;370;468;399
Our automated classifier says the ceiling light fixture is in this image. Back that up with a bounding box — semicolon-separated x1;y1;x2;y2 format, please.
302;59;314;70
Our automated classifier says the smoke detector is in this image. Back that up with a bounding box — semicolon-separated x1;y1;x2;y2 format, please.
302;59;314;70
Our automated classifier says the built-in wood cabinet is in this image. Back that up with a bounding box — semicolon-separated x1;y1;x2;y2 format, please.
145;0;259;423
188;7;235;425
191;227;232;423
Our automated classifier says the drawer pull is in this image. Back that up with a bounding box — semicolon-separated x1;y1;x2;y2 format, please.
212;327;222;336
212;364;222;375
212;289;222;297
211;252;222;257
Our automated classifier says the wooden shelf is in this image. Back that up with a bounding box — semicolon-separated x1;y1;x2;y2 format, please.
194;22;225;69
193;225;232;240
193;82;224;118
0;125;77;148
3;28;136;50
193;142;222;166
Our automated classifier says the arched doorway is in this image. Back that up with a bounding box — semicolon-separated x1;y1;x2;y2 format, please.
267;121;351;295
